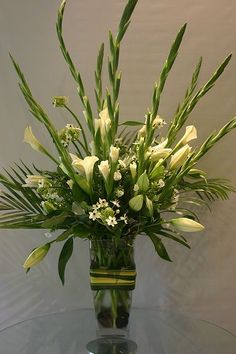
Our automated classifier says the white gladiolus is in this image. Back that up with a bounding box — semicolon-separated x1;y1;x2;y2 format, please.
169;144;191;170
95;108;111;141
23;175;47;188
114;171;122;181
170;218;205;232
137;125;146;138
179;125;197;145
152;115;166;129
70;154;99;181
98;160;110;181
109;145;120;163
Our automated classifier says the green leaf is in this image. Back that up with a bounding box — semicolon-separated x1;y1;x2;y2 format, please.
129;194;144;211
147;232;172;262
117;0;138;44
42;212;71;229
73;224;91;238
119;120;144;126
58;237;74;285
137;172;149;192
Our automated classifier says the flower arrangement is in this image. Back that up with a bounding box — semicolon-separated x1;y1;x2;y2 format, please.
0;0;236;287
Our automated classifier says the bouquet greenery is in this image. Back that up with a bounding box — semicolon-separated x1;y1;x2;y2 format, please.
0;0;236;286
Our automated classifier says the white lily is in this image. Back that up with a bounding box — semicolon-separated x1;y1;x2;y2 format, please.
169;144;191;170
170;218;205;232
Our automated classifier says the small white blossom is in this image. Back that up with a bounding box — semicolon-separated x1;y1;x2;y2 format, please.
89;211;100;221
99;198;109;208
116;189;124;198
116;209;120;214
157;179;165;188
120;214;128;224
152;115;166;129
106;216;118;227
133;184;139;192
111;200;120;208
114;171;122;181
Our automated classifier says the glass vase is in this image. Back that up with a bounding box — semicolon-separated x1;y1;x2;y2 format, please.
89;239;136;337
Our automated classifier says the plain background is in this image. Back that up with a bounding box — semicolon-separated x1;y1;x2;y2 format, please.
0;0;236;334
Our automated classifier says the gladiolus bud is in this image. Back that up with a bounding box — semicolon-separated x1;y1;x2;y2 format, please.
170;218;205;232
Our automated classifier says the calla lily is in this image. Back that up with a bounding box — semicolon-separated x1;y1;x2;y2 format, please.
149;138;172;161
24;126;58;164
98;160;110;181
169;144;191;170
170;218;205;232
23;243;50;269
179;125;197;145
70;154;99;182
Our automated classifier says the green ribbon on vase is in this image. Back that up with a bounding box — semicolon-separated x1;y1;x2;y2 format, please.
90;268;137;290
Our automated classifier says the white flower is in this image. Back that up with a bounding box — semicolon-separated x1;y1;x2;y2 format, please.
98;160;110;181
111;200;120;207
157;179;165;188
109;145;120;163
152;115;166;129
98;198;109;208
66;179;74;189
178;125;197;146
89;210;100;221
120;214;128;224
24;126;45;153
169;144;192;170
114;171;122;181
116;209;120;214
115;189;124;198
149;138;172;161
106;216;118;227
170;218;205;232
95;108;111;141
133;184;139;192
137;125;146;138
23;175;47;188
70;154;99;182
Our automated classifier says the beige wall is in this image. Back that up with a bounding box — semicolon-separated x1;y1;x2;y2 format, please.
0;0;236;333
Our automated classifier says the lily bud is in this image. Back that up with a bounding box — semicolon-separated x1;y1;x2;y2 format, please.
23;175;47;188
169;144;191;170
129;194;144;212
109;145;120;163
98;160;110;181
23;243;50;269
170;218;205;232
179;125;197;145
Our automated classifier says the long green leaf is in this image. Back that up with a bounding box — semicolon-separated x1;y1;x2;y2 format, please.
146;232;172;262
58;237;74;285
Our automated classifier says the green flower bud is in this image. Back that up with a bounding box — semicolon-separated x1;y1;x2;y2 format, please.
23;243;50;269
52;96;69;107
129;194;144;212
170;218;205;232
137;172;149;192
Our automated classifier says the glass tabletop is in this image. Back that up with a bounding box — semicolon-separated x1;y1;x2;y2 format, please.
0;309;235;354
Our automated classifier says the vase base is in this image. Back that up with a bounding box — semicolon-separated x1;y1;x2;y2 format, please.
86;337;137;354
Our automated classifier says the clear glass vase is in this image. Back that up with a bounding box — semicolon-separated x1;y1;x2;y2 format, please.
89;239;136;337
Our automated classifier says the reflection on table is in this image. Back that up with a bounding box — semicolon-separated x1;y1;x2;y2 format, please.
0;309;235;354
